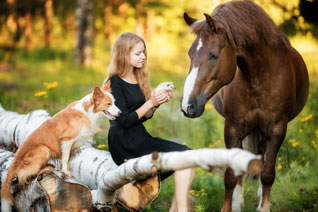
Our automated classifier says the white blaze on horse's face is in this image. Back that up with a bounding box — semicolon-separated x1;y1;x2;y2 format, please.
182;66;199;113
182;37;204;113
197;38;203;52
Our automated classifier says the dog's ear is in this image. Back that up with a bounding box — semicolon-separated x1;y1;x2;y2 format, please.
93;87;104;102
102;80;111;92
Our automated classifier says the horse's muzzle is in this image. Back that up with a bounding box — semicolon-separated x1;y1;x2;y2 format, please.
180;95;206;118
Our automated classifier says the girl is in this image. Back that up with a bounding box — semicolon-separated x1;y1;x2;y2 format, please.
105;32;195;212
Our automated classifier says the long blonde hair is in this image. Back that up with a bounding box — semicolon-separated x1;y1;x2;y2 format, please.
106;32;151;99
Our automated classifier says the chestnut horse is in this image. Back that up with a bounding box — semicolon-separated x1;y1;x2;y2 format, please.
181;1;309;212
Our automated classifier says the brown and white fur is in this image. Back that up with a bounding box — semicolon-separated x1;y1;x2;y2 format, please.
1;81;121;212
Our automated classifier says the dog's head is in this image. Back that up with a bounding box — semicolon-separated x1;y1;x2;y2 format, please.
92;81;121;120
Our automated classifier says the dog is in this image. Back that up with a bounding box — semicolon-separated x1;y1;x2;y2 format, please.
1;80;121;211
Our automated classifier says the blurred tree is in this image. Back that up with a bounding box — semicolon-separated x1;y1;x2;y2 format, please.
299;0;318;24
44;0;53;47
74;0;93;66
53;0;77;35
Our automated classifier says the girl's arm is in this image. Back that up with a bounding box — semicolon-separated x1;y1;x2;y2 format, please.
143;90;173;118
110;77;171;128
136;90;170;119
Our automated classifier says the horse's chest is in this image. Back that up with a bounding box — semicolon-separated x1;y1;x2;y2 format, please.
224;87;284;124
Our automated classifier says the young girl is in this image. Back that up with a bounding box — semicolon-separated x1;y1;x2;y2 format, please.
105;32;195;212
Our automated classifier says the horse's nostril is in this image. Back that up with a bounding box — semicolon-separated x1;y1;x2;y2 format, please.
187;104;195;116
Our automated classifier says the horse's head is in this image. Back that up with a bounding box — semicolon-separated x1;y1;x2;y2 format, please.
181;13;237;118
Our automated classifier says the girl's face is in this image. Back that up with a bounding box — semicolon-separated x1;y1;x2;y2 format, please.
129;41;146;69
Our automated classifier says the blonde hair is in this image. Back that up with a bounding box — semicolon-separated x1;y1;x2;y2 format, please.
106;32;151;99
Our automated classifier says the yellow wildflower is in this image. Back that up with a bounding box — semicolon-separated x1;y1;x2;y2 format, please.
292;142;299;148
205;104;213;110
315;129;318;138
278;157;281;161
34;91;47;97
240;194;243;198
289;139;295;144
312;140;317;148
299;128;303;133
277;163;282;170
97;128;103;133
97;144;107;149
44;81;59;89
300;114;312;122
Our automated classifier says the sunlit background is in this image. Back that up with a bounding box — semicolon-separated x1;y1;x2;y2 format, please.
0;0;317;211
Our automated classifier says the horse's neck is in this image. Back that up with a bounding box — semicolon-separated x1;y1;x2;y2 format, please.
236;44;277;86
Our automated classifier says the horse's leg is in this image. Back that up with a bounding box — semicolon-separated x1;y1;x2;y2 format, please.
232;176;243;212
257;120;287;212
230;130;260;211
222;120;246;212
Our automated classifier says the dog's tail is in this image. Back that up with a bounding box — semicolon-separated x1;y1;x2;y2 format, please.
1;168;16;212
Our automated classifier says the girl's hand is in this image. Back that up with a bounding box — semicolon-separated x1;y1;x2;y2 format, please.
161;90;173;103
149;90;173;107
149;90;170;106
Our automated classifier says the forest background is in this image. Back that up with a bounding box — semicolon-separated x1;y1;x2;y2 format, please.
0;0;318;211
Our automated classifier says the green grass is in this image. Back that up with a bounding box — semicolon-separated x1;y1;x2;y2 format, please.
0;35;317;212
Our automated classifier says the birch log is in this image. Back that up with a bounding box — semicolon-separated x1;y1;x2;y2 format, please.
0;105;262;211
0;104;50;149
0;149;93;212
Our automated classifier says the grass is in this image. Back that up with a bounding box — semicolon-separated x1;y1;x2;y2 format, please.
0;34;317;212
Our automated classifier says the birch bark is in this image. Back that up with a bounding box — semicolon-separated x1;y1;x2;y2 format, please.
0;105;262;211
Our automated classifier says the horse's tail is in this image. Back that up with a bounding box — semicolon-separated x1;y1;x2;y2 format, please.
1;167;16;212
242;129;259;154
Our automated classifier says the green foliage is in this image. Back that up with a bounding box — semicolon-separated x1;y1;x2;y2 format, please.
1;34;317;211
0;0;318;209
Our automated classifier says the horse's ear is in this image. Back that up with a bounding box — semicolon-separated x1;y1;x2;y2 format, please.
184;13;197;26
204;13;216;31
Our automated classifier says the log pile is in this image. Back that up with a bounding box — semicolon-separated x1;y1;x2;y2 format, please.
0;105;262;211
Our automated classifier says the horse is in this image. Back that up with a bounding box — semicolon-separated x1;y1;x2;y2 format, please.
180;1;309;212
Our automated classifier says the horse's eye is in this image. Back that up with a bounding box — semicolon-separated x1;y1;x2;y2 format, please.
209;53;219;61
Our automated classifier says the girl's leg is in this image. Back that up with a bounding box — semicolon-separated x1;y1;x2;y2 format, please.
170;168;196;212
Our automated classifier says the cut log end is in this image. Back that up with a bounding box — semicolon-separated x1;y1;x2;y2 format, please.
151;165;158;173
152;151;159;160
247;159;262;177
116;175;160;211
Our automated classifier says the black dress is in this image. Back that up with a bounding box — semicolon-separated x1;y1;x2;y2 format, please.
107;75;190;178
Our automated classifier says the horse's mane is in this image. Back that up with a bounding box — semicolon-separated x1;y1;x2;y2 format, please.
190;0;285;50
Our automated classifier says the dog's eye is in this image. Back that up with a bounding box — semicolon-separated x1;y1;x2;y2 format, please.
107;103;111;106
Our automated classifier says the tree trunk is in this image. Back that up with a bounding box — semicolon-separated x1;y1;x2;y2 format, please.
44;0;53;47
6;0;22;46
0;105;262;211
24;12;32;50
104;0;114;40
74;0;93;66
